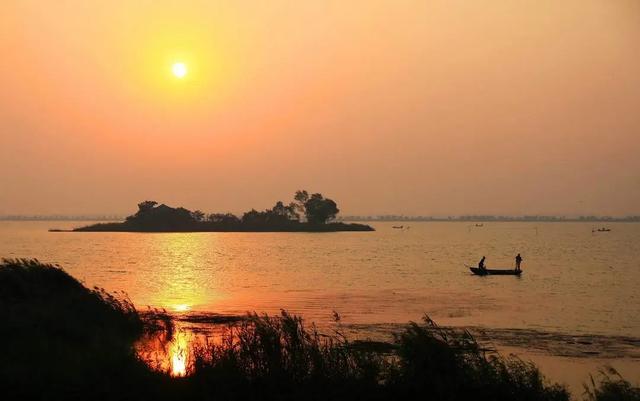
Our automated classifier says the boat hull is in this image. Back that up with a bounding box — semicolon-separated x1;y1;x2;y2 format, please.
469;267;521;276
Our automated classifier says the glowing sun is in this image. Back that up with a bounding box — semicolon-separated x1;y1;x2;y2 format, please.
172;62;188;78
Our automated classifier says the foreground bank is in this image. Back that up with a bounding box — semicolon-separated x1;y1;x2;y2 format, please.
1;259;638;401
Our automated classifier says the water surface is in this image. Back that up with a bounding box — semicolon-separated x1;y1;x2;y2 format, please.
1;221;639;388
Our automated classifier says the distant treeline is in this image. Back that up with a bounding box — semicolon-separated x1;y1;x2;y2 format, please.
72;190;373;232
0;215;123;221
341;215;640;222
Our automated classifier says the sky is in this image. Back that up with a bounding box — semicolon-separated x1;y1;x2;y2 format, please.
1;0;639;216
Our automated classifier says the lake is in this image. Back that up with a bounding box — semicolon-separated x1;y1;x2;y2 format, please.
1;220;639;390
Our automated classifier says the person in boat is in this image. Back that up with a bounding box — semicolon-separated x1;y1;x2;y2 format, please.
478;256;486;271
515;253;523;272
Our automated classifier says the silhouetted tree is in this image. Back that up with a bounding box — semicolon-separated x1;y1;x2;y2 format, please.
304;193;339;224
126;202;195;229
191;210;205;222
241;209;263;224
294;190;309;204
208;213;240;225
288;202;301;220
241;202;300;226
127;200;158;221
271;201;298;221
137;201;158;213
292;190;309;220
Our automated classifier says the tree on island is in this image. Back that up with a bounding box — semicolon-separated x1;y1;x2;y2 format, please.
74;190;371;232
272;201;299;221
125;201;194;229
191;210;205;222
239;191;338;226
128;191;339;227
292;190;339;224
136;200;158;213
292;190;310;217
241;201;298;226
207;213;241;225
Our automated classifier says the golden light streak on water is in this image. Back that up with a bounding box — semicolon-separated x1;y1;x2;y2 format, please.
170;332;189;377
150;234;214;313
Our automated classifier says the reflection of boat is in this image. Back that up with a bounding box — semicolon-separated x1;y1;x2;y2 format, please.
469;266;521;276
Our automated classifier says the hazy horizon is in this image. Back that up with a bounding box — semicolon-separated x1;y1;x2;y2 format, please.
1;207;638;219
2;1;639;216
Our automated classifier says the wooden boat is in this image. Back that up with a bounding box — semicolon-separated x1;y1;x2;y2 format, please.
469;266;521;276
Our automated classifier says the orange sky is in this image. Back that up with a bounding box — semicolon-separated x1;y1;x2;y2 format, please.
1;1;639;216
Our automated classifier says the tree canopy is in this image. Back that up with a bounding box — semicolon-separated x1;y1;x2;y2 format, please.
303;193;339;224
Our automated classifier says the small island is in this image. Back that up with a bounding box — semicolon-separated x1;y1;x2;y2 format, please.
71;190;374;232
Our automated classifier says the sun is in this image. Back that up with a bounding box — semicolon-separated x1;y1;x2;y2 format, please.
173;304;191;312
172;62;188;78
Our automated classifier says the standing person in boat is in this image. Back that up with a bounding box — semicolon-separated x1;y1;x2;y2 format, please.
478;256;486;271
515;253;523;272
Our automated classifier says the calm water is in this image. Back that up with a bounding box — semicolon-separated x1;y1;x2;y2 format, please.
2;220;638;335
2;221;639;387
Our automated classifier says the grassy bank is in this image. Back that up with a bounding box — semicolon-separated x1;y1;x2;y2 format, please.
0;259;181;400
1;259;637;401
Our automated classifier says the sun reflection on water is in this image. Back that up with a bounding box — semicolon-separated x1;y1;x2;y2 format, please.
170;332;189;377
149;234;220;314
136;323;196;377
